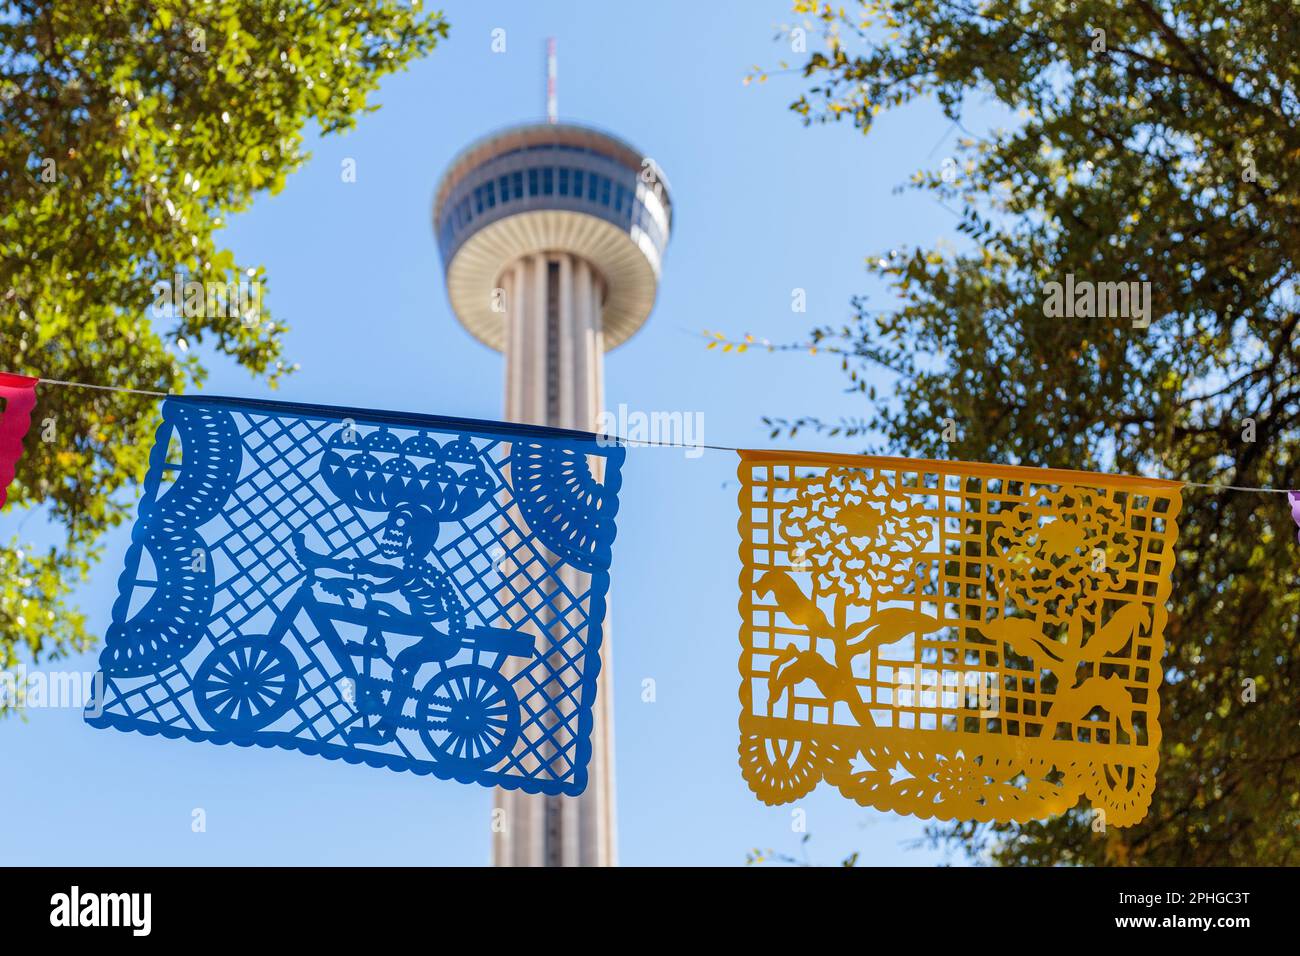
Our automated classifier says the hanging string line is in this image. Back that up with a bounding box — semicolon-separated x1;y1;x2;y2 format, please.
38;378;171;399
31;376;1297;496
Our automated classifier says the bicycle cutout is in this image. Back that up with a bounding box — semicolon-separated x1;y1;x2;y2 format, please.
191;427;534;771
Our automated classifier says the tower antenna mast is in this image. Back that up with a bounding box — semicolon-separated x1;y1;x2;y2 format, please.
546;37;558;124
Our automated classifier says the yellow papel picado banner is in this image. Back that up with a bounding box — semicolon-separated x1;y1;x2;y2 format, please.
736;451;1182;827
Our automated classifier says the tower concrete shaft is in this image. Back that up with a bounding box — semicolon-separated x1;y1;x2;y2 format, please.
492;252;616;867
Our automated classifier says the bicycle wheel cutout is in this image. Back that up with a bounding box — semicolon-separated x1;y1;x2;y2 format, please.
194;637;301;736
417;664;520;769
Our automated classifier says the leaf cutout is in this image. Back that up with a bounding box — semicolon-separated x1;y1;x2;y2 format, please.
844;608;943;649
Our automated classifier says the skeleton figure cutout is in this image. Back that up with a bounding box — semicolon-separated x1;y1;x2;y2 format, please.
292;502;469;744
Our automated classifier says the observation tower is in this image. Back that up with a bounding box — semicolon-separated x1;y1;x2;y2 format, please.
432;41;672;866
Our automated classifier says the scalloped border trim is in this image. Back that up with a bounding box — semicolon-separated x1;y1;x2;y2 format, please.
85;710;588;795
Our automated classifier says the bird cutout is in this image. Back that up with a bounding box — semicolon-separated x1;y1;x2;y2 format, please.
737;452;1181;827
1046;675;1139;743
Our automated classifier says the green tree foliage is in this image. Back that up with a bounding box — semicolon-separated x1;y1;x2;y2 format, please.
770;0;1300;864
0;1;448;698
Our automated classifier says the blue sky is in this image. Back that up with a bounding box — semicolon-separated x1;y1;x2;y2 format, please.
4;0;978;866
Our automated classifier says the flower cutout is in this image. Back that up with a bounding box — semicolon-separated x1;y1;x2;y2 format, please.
933;753;984;802
993;487;1136;623
780;469;934;606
